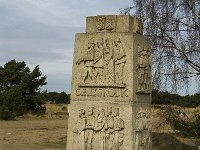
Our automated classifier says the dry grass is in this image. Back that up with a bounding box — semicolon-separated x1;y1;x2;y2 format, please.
0;118;68;150
0;104;199;150
0;103;68;150
152;105;200;149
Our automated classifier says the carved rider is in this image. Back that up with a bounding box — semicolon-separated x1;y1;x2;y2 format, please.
77;39;95;84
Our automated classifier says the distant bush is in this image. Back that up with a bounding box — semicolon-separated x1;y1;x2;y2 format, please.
0;105;15;120
36;92;70;104
165;107;200;137
33;105;46;115
152;89;200;107
62;106;67;111
170;117;194;137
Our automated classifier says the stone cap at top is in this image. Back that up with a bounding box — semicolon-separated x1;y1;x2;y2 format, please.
86;15;143;34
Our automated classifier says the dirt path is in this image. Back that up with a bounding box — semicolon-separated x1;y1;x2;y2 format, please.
0;119;68;150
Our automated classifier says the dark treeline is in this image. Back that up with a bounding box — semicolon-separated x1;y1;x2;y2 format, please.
36;91;70;104
152;89;200;108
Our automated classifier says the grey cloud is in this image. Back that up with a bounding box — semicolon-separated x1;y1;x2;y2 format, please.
0;0;132;27
43;73;72;93
0;0;132;92
0;18;84;62
0;0;85;64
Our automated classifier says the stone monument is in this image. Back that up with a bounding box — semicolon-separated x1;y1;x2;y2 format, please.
67;15;151;150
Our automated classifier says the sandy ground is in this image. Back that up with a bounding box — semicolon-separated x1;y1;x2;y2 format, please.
0;104;199;150
0;118;68;150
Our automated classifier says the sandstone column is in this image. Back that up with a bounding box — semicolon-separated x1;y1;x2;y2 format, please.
67;15;151;150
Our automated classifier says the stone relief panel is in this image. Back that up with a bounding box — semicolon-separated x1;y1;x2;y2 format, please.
72;106;125;150
96;16;116;32
136;45;151;93
76;37;127;88
135;108;151;150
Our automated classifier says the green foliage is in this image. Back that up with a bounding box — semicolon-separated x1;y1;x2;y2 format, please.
0;86;26;116
167;109;200;137
0;60;47;120
36;91;70;104
0;105;15;120
164;107;200;137
152;89;200;107
172;118;200;137
153;90;200;137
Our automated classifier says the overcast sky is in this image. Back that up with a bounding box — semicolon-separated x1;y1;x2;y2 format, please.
0;0;133;93
1;0;198;95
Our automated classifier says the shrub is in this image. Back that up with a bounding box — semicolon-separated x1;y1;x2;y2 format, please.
163;106;200;137
0;60;47;120
152;89;200;108
0;105;15;120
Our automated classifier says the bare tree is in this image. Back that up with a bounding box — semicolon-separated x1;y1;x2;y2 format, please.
121;0;200;93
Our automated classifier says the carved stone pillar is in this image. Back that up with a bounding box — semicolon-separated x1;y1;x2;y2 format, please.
66;15;151;150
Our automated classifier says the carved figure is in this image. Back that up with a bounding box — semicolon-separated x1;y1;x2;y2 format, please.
104;107;114;150
73;109;86;150
113;38;126;85
103;38;114;84
94;108;106;150
144;110;152;150
77;39;95;84
146;49;151;90
136;19;143;35
113;108;125;150
77;38;127;88
75;107;125;150
137;46;151;92
135;111;145;150
94;39;104;83
85;107;95;150
135;109;151;150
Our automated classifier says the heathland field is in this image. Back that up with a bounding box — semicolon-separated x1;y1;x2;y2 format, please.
0;104;199;150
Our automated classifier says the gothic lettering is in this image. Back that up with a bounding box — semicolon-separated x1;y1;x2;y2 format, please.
75;88;129;98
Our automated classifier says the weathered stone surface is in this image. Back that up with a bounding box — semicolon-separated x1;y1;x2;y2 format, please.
67;15;151;150
86;15;143;34
67;101;133;150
